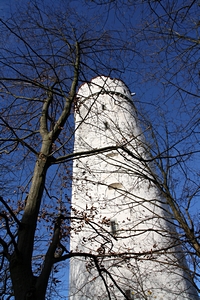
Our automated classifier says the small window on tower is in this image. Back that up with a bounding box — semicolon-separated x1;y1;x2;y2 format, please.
110;219;118;235
104;121;109;130
106;152;118;158
102;104;106;110
108;183;123;190
125;289;134;300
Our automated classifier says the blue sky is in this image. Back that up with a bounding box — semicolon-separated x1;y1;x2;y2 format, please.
0;0;199;298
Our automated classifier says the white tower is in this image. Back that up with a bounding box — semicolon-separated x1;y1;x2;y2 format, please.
70;76;198;300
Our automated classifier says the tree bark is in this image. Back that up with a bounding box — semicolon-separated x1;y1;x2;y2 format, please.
10;141;51;300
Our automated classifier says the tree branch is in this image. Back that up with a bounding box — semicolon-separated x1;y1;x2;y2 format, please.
0;196;21;227
36;215;64;297
40;91;53;137
0;118;38;155
0;213;18;253
0;237;10;260
49;41;80;142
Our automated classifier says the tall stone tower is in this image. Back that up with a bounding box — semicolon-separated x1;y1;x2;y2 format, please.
70;76;198;299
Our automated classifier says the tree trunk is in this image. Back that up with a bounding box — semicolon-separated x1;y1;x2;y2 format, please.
10;142;51;300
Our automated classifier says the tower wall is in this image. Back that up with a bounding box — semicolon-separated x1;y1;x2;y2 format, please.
70;76;198;299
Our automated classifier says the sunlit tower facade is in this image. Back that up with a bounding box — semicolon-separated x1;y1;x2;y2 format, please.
70;76;199;299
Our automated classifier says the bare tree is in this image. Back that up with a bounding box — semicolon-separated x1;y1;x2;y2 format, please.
0;1;129;299
0;0;199;299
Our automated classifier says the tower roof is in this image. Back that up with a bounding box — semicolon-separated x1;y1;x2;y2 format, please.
77;75;136;110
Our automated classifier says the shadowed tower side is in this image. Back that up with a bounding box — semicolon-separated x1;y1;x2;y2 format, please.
70;76;199;300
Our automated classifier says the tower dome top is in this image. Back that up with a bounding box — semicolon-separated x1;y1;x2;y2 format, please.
77;76;133;101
